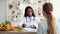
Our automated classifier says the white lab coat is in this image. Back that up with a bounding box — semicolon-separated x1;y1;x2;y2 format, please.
18;16;40;29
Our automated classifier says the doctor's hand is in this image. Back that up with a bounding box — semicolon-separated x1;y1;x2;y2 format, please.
30;25;36;29
22;24;26;28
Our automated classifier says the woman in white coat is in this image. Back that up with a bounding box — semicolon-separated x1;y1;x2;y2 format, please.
18;6;40;29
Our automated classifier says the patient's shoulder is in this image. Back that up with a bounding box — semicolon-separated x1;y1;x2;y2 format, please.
39;21;47;26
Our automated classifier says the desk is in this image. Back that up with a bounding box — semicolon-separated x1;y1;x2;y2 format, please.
0;31;36;34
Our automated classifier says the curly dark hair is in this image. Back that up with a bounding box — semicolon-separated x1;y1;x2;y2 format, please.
24;6;35;17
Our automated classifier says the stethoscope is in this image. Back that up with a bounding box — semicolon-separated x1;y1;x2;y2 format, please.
25;17;35;23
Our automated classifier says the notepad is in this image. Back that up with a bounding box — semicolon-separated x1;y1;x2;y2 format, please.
22;28;37;32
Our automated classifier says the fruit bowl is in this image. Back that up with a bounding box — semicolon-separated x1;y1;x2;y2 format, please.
0;26;14;31
0;21;22;32
0;23;14;31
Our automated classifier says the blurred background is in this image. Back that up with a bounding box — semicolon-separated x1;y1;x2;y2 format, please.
0;0;46;23
0;0;60;27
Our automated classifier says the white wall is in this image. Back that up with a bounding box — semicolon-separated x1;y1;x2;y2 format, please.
50;0;60;18
0;0;7;23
